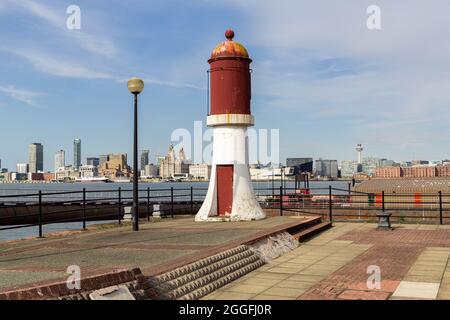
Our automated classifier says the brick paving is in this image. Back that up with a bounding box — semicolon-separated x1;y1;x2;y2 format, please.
206;223;450;300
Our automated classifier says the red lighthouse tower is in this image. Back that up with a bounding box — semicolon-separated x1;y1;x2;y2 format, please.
195;29;265;221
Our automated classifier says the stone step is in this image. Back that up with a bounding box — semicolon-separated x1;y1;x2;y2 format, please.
291;221;332;242
178;259;265;300
152;245;249;283
148;245;265;300
163;250;256;290
171;255;263;300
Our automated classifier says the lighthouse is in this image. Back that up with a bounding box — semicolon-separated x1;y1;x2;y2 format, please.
195;29;266;222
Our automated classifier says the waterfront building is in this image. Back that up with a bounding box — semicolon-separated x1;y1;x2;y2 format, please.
98;153;131;178
16;163;28;174
11;172;28;181
86;157;100;167
55;165;80;181
28;172;55;182
249;166;294;180
28;143;43;173
375;166;402;178
79;165;99;178
412;160;430;166
286;158;313;174
0;172;11;182
189;164;212;180
362;157;379;176
142;164;159;178
315;159;338;178
141;150;149;170
378;158;398;167
159;145;189;179
340;160;357;178
73;139;81;169
99;155;109;168
373;165;450;178
54;150;65;173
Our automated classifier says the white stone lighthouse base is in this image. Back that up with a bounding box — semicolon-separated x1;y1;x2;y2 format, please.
195;163;266;222
195;126;266;222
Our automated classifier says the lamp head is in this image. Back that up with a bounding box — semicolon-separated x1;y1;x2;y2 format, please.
127;77;144;94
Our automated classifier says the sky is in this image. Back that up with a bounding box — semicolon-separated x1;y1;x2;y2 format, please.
1;0;450;171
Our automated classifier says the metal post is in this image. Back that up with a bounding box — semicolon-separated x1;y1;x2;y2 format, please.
439;191;443;225
38;190;43;238
280;168;283;196
118;187;122;225
279;186;283;216
190;186;194;215
147;187;150;222
82;188;86;230
329;185;333;222
271;169;274;199
382;191;385;212
171;187;174;218
132;93;139;232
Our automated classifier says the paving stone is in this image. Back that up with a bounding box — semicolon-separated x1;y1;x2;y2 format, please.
274;280;316;290
392;281;440;299
212;292;255;300
261;286;307;298
241;278;281;287
251;294;289;300
337;290;390;300
224;284;268;294
250;273;290;280
266;267;303;274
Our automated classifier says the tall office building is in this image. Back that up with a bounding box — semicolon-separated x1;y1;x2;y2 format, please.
29;143;44;173
286;158;313;173
314;159;339;178
86;157;100;167
16;163;29;174
141;150;149;170
73;139;81;169
54;150;65;172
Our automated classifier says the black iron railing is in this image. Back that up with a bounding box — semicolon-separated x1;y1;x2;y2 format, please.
2;185;450;238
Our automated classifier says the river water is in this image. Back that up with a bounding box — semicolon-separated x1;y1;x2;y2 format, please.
0;180;349;242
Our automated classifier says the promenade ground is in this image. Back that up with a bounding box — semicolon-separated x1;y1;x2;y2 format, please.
2;217;450;300
205;222;450;300
0;216;307;292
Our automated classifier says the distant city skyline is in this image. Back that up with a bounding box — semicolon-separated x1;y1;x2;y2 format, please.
0;138;448;173
2;1;450;170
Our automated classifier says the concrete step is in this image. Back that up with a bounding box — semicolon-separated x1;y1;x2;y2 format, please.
147;245;264;300
291;221;332;242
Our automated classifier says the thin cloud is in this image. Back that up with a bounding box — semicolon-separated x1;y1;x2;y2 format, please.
11;49;113;79
116;76;204;91
0;85;42;106
3;0;116;58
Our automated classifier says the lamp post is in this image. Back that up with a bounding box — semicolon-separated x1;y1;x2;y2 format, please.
127;77;144;232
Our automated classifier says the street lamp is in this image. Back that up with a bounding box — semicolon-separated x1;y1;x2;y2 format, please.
127;77;144;232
